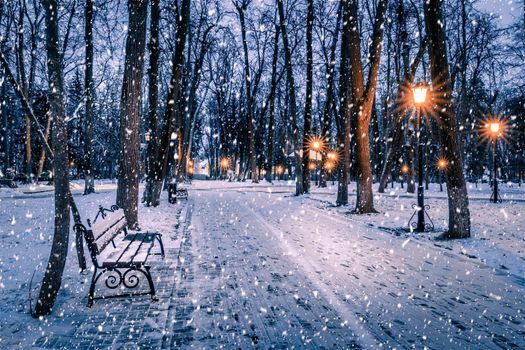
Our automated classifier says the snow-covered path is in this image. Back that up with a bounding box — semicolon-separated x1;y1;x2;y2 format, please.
0;182;523;349
184;187;524;349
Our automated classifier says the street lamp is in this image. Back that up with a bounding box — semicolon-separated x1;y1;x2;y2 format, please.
401;164;409;189
309;136;325;186
326;150;339;185
324;162;334;185
486;120;503;203
412;81;429;232
275;165;284;180
220;157;229;179
436;158;448;192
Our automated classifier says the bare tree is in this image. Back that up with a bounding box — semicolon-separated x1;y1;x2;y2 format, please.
143;0;160;205
319;0;342;188
33;0;69;317
300;0;314;193
424;0;470;238
265;22;280;183
83;0;95;194
277;0;303;195
143;0;191;206
116;0;148;227
345;0;388;213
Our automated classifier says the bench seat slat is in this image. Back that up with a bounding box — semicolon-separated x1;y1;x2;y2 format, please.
90;210;127;253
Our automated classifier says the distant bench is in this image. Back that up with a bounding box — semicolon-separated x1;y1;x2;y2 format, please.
0;179;17;188
74;205;165;307
168;182;189;203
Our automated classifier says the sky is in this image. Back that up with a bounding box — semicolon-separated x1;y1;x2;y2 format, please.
476;0;522;26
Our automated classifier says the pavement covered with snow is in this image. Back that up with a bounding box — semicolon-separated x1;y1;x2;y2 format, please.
0;180;524;349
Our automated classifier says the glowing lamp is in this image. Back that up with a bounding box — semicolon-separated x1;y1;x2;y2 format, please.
412;82;428;105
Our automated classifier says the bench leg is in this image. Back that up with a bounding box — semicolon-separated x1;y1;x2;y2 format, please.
155;234;165;258
87;267;99;307
144;266;158;301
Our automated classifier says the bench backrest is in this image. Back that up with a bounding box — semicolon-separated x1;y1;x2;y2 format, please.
84;209;127;256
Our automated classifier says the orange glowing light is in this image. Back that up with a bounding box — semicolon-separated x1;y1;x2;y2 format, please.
412;82;429;105
327;150;339;163
308;135;326;152
401;165;409;174
479;116;509;144
437;158;448;170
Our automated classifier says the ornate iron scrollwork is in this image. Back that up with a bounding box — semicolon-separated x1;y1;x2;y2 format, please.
408;203;435;232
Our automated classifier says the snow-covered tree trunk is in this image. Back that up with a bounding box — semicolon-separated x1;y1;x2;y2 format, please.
116;0;148;227
424;0;470;238
33;0;69;317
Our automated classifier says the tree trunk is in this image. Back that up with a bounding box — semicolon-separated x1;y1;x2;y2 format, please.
337;0;351;206
83;0;95;194
301;0;314;193
143;0;190;206
116;0;148;228
265;23;280;183
277;0;303;195
36;114;52;181
16;5;32;181
236;1;258;183
34;0;70;317
424;0;470;238
319;1;342;188
347;0;388;213
143;0;160;206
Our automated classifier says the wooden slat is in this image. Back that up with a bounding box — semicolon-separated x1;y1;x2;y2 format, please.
91;210;126;252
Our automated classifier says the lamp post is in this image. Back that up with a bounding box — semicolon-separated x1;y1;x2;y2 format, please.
487;121;503;203
413;82;429;232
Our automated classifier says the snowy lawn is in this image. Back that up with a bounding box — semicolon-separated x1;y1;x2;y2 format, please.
0;180;523;348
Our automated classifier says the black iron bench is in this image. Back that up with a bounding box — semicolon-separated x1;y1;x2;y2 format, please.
0;179;17;188
74;205;165;307
175;187;188;200
168;183;189;203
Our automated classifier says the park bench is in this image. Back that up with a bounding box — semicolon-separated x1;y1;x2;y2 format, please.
0;179;17;188
168;182;189;203
176;187;189;200
74;205;165;307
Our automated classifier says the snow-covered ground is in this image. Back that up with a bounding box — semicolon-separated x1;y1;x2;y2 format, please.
0;180;523;348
